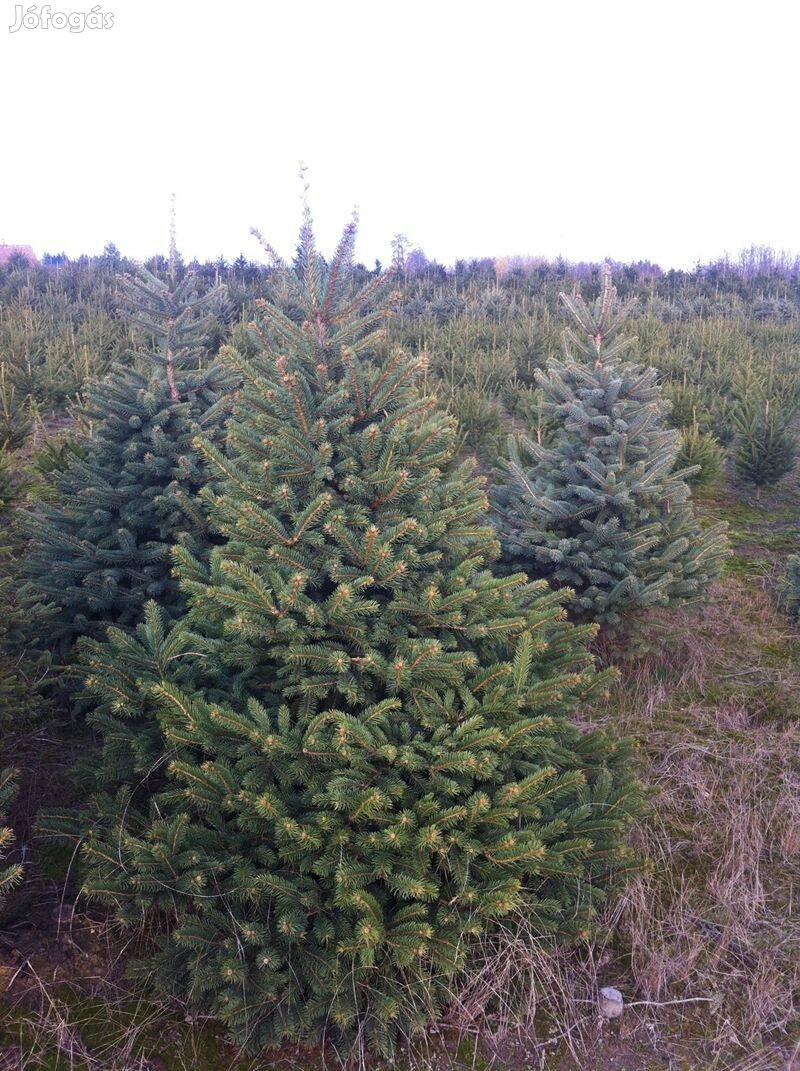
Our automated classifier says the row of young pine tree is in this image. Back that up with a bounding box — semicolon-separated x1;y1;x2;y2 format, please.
1;215;729;1056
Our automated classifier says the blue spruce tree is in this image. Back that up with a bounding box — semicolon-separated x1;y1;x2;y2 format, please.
21;263;234;655
493;267;728;627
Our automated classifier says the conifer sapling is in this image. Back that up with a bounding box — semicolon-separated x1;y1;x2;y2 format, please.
21;262;234;655
493;267;728;627
0;768;22;915
733;394;797;493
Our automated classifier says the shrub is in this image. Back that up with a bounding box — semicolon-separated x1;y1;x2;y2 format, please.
663;380;712;431
450;386;506;460
676;423;725;488
784;554;800;620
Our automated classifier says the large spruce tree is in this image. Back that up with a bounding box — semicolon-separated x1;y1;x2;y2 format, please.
75;216;640;1056
493;268;728;627
21;265;233;655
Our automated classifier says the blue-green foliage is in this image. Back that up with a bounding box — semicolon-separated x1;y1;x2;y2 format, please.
20;268;234;655
493;268;728;626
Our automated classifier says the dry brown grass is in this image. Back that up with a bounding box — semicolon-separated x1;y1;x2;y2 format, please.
593;576;799;1068
434;570;800;1070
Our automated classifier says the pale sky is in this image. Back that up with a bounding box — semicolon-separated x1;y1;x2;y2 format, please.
2;0;798;269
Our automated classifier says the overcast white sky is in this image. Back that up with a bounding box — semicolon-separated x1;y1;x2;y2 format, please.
1;0;798;268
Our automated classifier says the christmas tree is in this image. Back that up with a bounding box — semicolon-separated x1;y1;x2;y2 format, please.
21;262;234;655
493;267;728;627
733;394;797;493
784;554;800;621
0;768;21;915
0;570;34;726
0;454;39;726
76;215;641;1056
675;420;724;489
